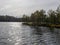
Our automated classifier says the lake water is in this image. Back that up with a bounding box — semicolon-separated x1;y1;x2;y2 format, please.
0;22;60;45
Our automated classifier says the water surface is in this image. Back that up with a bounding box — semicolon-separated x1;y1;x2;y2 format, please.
0;22;60;45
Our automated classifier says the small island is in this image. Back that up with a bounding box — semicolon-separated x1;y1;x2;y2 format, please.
22;6;60;28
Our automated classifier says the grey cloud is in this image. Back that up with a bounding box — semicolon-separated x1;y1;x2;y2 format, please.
0;0;59;17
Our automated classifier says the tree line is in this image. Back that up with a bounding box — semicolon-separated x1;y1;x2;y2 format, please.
22;5;60;25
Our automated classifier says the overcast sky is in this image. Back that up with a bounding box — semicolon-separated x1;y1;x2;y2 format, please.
0;0;60;17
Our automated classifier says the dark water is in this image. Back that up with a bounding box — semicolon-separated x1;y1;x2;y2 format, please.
0;22;60;45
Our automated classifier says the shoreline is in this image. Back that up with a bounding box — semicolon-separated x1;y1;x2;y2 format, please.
22;22;60;28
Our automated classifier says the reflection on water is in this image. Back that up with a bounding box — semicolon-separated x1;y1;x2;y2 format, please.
0;22;60;45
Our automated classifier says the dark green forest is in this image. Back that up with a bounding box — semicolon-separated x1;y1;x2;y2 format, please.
22;6;60;27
